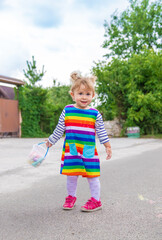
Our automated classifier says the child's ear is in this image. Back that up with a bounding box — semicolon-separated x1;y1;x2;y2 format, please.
70;91;74;100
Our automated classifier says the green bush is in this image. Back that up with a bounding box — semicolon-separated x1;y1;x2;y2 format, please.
19;85;48;137
93;49;162;135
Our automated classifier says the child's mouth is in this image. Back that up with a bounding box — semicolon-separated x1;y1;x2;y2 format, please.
81;101;87;104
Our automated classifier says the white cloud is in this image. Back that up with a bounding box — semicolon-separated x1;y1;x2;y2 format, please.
0;0;129;87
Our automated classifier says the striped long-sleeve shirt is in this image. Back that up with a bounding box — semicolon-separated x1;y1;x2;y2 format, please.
48;106;109;145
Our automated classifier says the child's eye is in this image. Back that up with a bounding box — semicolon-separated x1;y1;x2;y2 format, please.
87;93;90;96
79;92;83;95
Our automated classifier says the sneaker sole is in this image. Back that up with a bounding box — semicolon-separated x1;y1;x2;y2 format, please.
63;205;75;210
80;206;102;212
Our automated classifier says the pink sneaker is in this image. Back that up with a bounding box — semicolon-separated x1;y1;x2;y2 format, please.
81;197;102;212
63;195;77;210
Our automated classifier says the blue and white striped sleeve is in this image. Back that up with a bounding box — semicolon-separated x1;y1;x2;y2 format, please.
48;109;65;145
95;112;109;144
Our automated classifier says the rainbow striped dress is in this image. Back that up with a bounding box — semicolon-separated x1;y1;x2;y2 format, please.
60;105;101;178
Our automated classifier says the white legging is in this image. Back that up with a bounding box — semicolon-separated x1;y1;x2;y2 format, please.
67;175;100;201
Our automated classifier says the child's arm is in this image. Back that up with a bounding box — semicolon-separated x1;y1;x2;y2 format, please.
46;109;65;148
103;141;112;160
95;111;112;160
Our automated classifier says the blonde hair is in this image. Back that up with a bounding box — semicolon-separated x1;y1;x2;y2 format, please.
70;71;97;94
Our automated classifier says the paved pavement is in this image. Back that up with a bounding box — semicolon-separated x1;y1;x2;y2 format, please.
0;138;162;240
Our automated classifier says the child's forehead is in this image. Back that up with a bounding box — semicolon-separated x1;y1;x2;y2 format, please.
76;84;92;92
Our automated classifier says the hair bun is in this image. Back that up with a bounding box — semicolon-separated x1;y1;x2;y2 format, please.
89;76;97;84
70;71;81;82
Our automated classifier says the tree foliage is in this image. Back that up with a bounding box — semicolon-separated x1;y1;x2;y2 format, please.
41;81;72;134
103;0;162;59
19;85;48;137
93;0;162;136
93;49;162;135
23;56;46;86
19;57;72;137
19;57;47;137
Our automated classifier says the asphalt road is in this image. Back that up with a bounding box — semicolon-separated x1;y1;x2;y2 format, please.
0;139;162;240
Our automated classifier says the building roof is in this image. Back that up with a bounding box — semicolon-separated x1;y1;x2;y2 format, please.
0;75;24;86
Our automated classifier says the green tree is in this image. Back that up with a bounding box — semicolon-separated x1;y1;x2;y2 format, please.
93;49;162;135
103;0;161;59
19;86;48;137
23;56;46;86
126;49;162;134
42;80;72;134
93;58;130;121
19;56;47;137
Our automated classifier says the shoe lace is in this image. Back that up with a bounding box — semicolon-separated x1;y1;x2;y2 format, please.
65;196;73;203
85;199;94;206
84;198;100;209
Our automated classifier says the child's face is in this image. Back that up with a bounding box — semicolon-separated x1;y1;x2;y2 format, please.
70;84;94;109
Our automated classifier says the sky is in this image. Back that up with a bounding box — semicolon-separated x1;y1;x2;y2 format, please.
0;0;130;87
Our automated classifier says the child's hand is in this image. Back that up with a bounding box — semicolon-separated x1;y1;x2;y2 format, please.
103;142;112;160
105;147;112;160
45;139;52;148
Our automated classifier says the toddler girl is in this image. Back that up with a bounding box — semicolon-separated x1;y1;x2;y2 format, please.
46;71;112;212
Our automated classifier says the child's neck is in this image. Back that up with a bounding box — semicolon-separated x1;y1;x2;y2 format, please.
73;104;90;110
